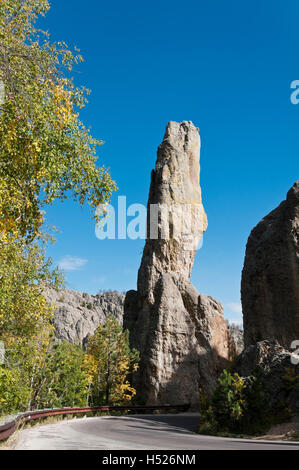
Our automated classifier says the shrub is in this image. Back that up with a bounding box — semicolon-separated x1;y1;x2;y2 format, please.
198;369;273;435
211;370;246;433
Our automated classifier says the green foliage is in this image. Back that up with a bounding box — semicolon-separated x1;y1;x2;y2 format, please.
1;323;53;413
0;309;141;415
198;370;272;435
0;338;89;414
0;0;117;241
84;315;140;406
282;367;299;392
198;389;217;435
32;342;89;409
0;238;63;339
211;370;246;432
239;372;270;434
0;366;29;414
0;1;117;416
0;236;64;415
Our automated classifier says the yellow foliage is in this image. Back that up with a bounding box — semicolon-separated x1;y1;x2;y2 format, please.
83;315;139;405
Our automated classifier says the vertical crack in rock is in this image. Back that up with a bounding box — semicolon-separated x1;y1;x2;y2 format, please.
241;180;299;349
124;121;230;407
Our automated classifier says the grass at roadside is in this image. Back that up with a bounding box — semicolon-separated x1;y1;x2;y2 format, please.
197;416;299;442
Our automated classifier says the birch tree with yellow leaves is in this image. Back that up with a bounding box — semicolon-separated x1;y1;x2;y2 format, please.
0;0;116;241
84;316;140;406
0;0;116;413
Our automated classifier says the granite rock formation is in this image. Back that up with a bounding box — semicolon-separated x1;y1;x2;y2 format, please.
241;181;299;350
227;323;244;360
124;121;230;407
234;340;299;416
45;287;124;347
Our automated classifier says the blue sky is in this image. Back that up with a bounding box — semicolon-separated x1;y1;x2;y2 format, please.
41;0;299;324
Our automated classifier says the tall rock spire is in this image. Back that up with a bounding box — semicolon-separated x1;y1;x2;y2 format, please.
137;121;208;300
124;121;230;407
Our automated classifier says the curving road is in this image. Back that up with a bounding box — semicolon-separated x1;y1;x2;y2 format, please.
15;413;299;450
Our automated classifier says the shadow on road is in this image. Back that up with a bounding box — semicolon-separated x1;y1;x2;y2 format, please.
106;414;200;434
105;415;299;446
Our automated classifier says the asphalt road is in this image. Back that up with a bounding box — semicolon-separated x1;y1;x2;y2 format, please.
14;413;299;450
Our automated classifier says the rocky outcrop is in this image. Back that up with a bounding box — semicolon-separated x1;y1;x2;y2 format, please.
227;323;244;360
124;121;230;407
136;121;208;300
234;340;299;416
45;288;124;347
241;181;299;350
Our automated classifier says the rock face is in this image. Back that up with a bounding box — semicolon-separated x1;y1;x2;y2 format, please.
45;288;124;347
234;340;299;416
227;323;244;360
137;121;208;300
124;121;230;407
241;181;299;350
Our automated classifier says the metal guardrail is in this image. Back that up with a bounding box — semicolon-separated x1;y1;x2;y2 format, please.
0;403;190;442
